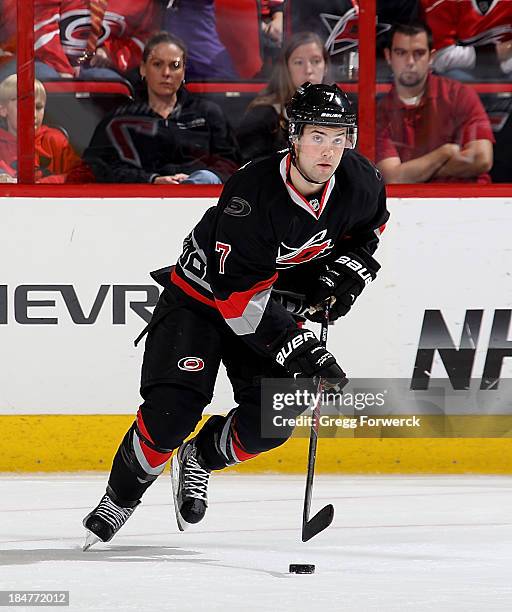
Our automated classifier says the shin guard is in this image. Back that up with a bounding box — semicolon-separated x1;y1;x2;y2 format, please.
197;411;259;471
108;409;174;502
131;408;174;481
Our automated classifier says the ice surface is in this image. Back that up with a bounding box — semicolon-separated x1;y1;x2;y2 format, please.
1;474;512;611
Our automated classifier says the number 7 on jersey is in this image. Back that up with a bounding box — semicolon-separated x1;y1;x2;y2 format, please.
215;241;231;274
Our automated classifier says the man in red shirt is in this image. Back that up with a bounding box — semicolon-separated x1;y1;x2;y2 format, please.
376;22;494;184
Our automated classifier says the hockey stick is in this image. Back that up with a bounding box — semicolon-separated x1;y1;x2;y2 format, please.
301;302;335;543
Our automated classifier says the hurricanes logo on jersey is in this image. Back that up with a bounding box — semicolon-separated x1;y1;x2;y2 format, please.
178;357;205;372
58;10;126;57
276;230;333;269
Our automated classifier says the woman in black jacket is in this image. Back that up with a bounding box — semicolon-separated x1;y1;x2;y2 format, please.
236;32;329;164
83;31;240;184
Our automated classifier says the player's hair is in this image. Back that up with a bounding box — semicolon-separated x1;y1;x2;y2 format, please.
249;31;329;115
386;21;433;50
142;31;188;64
0;74;46;106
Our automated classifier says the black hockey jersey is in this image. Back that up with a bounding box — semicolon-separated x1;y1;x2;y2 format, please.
169;150;389;353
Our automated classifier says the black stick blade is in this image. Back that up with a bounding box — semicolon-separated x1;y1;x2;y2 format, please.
301;503;334;542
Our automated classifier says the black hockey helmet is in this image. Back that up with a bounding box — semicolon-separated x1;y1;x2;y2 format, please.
286;82;357;149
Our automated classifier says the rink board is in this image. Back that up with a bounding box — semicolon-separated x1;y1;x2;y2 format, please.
3;414;512;474
1;196;512;472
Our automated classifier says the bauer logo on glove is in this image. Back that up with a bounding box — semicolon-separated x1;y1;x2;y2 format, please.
272;328;347;384
307;248;381;322
335;254;376;285
275;330;316;366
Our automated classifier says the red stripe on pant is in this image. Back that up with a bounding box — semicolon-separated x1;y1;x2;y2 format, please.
136;409;173;468
231;422;259;462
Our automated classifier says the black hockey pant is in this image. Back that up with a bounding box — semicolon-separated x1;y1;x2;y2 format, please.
109;285;294;504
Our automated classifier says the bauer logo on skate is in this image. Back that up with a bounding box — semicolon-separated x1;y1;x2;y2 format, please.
178;357;205;372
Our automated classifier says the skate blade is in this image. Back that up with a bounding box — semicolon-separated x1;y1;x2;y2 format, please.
171;455;189;532
83;529;101;551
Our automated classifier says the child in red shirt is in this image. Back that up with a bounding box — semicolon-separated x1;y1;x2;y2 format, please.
0;75;80;183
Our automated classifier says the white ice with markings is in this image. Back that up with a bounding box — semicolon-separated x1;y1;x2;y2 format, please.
1;474;512;611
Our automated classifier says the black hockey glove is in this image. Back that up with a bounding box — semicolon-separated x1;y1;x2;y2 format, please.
308;249;380;322
271;328;348;387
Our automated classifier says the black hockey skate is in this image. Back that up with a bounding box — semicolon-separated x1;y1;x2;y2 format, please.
171;438;211;531
82;487;140;551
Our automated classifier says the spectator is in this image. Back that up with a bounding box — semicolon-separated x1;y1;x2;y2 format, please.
0;75;80;183
290;0;419;80
164;0;238;81
421;0;512;80
376;22;494;184
236;31;329;163
33;0;164;80
260;0;286;74
81;32;240;184
261;1;285;47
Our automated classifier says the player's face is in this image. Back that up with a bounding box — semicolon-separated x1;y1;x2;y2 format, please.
385;32;431;89
287;42;327;89
140;42;185;98
295;125;347;182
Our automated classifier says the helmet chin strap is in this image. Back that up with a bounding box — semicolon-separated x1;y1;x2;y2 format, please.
290;144;334;186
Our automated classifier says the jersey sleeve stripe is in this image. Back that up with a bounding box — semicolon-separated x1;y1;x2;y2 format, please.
171;268;217;308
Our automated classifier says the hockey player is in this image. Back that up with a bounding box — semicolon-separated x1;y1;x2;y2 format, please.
82;82;389;550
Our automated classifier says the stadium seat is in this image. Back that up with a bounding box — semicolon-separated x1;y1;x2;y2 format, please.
42;80;134;155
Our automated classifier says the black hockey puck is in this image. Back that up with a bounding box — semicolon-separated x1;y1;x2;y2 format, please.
289;564;315;574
